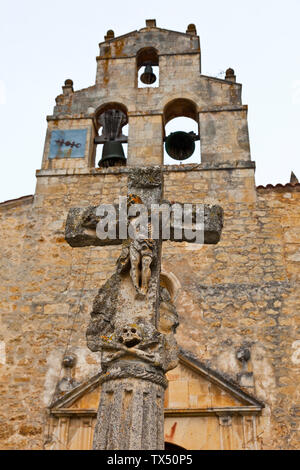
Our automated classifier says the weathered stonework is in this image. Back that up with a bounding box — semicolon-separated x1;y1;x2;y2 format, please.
83;167;169;449
0;20;299;450
67;165;223;449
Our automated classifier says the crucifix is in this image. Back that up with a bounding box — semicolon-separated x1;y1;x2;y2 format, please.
65;166;223;450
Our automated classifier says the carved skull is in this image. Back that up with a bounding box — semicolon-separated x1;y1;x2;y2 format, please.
118;325;142;348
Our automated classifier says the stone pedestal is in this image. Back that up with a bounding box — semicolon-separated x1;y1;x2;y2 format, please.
93;361;167;450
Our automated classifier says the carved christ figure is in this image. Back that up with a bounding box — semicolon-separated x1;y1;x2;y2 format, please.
118;193;156;297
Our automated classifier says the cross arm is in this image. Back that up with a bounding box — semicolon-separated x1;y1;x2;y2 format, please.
65;203;223;248
65;205;122;247
166;202;223;245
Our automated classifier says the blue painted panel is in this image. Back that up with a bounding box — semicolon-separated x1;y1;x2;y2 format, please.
49;129;87;159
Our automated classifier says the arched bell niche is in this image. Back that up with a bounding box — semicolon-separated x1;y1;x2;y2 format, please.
137;47;159;88
94;102;128;168
163;98;201;165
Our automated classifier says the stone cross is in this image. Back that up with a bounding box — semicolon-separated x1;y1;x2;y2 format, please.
65;166;223;450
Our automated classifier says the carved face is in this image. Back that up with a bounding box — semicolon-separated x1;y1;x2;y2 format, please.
118;325;142;348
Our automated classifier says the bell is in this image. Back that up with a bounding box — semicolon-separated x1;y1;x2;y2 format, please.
165;131;195;161
98;141;126;168
140;64;156;85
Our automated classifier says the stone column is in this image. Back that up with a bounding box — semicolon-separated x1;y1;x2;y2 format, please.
93;361;167;450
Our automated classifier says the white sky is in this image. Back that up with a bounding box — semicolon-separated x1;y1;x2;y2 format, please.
1;0;300;202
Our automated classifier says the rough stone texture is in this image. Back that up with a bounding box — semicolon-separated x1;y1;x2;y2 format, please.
0;22;299;450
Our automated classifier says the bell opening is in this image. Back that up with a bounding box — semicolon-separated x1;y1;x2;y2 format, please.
138;65;159;88
95;112;128;168
163;117;201;165
165;132;195;161
137;47;159;89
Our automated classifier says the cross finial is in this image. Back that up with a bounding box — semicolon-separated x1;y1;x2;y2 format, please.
290;171;299;184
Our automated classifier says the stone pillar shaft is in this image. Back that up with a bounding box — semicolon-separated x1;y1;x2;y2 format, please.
93;377;165;450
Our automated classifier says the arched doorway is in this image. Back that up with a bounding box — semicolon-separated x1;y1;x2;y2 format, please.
165;441;186;451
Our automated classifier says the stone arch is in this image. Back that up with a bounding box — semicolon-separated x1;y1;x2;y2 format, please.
163;98;199;125
163;98;200;164
165;441;187;450
94;102;128;130
136;47;159;69
160;269;181;302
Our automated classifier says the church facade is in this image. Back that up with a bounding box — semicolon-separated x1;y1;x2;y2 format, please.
0;20;299;450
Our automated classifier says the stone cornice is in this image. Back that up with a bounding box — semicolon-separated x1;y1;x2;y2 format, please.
36;161;255;178
0;195;34;210
50;406;263;419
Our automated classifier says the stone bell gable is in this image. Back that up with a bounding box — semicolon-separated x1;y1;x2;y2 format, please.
43;18;247;170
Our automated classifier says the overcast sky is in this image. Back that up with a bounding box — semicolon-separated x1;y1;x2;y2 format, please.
1;0;300;202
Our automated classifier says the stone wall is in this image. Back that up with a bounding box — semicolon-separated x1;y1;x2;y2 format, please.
0;165;299;449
